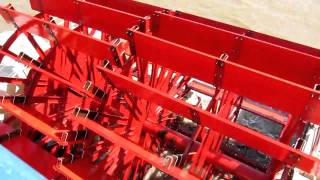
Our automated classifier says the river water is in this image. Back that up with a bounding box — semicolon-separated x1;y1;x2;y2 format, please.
137;0;320;49
1;0;319;48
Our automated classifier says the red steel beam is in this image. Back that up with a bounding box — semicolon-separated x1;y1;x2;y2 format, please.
0;77;27;84
131;30;320;124
30;0;142;39
0;6;115;61
97;66;320;175
1;101;89;147
86;0;320;57
75;116;199;180
85;0;162;18
54;164;84;180
172;12;320;57
151;12;320;87
241;100;288;125
0;49;99;100
0;101;68;146
0;96;63;104
187;81;288;125
168;11;320;57
143;121;267;180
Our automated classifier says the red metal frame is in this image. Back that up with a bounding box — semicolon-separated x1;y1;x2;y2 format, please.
131;30;319;122
27;0;320;121
0;0;319;179
85;0;320;57
150;12;320;87
187;81;288;125
97;66;317;172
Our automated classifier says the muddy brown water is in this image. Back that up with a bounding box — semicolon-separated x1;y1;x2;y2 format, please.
1;0;319;49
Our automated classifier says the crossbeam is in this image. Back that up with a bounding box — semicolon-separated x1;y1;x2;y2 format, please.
187;81;288;125
0;101;68;146
86;0;162;17
142;121;267;179
54;163;84;180
75;116;198;180
30;0;142;39
0;49;98;100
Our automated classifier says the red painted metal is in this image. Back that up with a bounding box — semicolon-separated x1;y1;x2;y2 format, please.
150;12;320;87
0;0;319;179
187;81;288;125
131;30;319;122
97;66;317;172
30;0;142;39
86;0;320;57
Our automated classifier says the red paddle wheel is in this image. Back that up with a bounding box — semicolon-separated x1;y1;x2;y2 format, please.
0;1;319;179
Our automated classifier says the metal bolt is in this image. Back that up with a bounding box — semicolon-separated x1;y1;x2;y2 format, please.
110;47;116;52
139;19;145;24
114;57;120;63
127;31;133;37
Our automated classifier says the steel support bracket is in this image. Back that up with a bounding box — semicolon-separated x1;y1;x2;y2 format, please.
213;53;229;88
74;107;100;121
231;35;244;61
19;52;43;68
83;80;106;99
303;84;320;124
126;27;139;56
43;22;58;45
